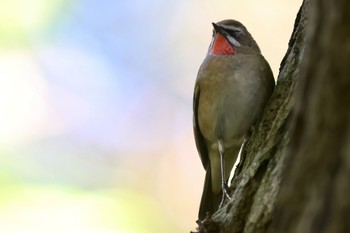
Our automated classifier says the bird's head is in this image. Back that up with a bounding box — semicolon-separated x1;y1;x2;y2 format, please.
208;19;260;55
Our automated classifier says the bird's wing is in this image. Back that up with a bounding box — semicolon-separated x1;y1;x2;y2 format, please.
193;84;209;169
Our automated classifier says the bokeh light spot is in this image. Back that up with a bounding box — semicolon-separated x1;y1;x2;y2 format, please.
0;0;66;48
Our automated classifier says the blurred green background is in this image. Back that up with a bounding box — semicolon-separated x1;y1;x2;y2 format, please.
0;0;301;232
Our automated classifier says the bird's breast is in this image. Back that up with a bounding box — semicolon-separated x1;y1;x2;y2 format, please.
196;54;267;145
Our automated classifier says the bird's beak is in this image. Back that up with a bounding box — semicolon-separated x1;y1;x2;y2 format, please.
212;23;225;35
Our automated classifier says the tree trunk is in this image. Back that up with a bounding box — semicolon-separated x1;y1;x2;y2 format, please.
271;0;350;232
194;0;350;232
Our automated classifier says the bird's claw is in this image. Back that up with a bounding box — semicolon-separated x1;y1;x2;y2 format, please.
219;182;231;208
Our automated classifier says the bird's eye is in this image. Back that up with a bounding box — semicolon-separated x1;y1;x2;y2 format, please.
227;29;242;37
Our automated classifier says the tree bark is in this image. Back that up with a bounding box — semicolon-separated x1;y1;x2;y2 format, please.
271;0;350;232
194;0;350;232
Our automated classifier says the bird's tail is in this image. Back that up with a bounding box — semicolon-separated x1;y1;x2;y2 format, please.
198;165;222;220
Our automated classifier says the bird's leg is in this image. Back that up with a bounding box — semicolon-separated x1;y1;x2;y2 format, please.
218;140;231;209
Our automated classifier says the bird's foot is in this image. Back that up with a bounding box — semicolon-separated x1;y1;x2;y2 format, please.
219;182;231;208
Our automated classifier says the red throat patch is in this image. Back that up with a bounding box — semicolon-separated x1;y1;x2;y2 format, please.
210;34;236;55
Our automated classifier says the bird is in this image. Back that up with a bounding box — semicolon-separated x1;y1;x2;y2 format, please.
193;19;275;220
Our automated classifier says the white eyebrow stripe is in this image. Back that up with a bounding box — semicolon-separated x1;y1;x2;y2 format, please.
221;25;243;33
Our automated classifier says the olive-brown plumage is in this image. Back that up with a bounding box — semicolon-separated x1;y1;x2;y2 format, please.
193;19;275;220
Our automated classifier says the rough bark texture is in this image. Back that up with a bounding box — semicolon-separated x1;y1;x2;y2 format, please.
193;0;350;232
271;0;350;232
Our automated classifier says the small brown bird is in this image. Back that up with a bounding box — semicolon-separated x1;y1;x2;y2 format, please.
193;19;275;220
